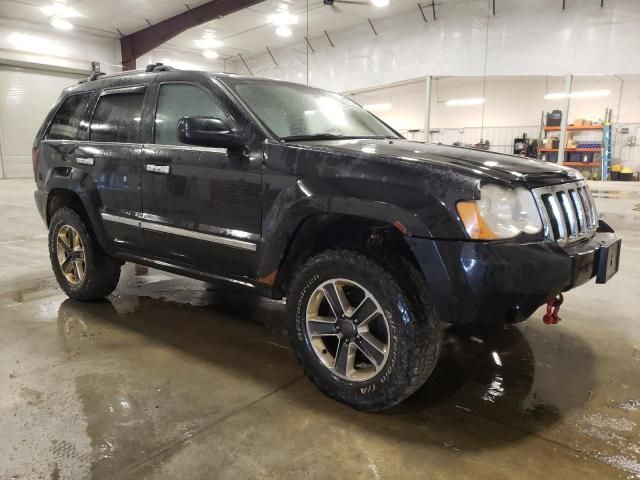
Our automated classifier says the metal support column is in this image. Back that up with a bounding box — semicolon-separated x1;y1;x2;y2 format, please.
602;108;612;182
0;124;7;179
558;74;573;164
423;75;432;143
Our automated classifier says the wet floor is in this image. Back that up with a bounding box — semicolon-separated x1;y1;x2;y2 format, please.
1;179;639;479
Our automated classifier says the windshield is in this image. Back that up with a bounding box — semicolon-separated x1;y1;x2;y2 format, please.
222;78;399;141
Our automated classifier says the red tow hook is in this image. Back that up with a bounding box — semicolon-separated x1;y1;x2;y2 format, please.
543;293;564;325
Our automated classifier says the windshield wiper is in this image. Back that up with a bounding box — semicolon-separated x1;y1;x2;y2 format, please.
280;134;394;142
280;133;346;142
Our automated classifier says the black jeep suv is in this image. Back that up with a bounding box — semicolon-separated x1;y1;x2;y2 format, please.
33;65;621;410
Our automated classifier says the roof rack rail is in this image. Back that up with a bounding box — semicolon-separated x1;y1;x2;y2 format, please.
78;71;106;84
76;63;177;84
145;63;176;73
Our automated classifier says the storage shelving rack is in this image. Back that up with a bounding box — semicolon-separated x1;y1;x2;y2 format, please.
538;108;613;179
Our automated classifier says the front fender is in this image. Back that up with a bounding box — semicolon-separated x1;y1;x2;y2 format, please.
257;176;455;282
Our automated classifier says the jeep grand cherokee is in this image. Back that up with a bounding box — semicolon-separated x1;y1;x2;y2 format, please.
33;65;621;410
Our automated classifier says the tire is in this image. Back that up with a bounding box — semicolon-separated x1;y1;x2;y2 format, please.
48;207;121;301
287;249;442;411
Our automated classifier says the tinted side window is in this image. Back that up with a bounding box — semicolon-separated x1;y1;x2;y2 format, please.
155;83;231;146
47;93;91;140
90;89;146;143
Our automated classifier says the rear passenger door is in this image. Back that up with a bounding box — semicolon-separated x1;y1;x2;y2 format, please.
85;85;148;252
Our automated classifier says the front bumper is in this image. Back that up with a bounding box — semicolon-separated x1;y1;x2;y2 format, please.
408;222;620;325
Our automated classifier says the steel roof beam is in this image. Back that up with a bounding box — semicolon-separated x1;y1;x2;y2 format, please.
120;0;264;70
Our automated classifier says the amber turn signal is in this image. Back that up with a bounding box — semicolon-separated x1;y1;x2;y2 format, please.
456;201;498;240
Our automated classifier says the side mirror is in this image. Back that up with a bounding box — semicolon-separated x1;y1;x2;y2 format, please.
177;116;245;149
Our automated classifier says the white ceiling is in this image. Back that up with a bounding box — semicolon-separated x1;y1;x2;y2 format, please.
0;0;424;58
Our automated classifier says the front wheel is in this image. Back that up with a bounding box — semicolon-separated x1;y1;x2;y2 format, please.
287;249;442;411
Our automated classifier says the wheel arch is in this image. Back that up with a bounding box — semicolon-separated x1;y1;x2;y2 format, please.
272;212;426;297
45;173;113;255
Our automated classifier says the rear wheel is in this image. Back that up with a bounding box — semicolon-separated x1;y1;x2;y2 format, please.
49;207;121;301
287;249;442;411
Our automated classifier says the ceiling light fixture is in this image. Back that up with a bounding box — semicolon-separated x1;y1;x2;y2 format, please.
445;97;485;106
194;38;222;49
202;50;219;59
544;89;611;100
275;25;292;37
269;12;298;26
571;89;611;98
41;2;80;18
363;103;392;111
50;17;73;30
269;11;297;38
371;0;390;6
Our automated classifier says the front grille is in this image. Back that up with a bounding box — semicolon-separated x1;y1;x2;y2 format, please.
532;181;598;245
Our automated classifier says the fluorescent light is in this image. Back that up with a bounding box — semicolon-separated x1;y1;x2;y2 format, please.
41;2;81;18
269;12;298;26
445;97;485;106
50;17;73;30
544;89;611;100
194;38;222;49
570;89;611;98
372;0;390;6
363;103;392;111
275;25;292;37
202;50;219;59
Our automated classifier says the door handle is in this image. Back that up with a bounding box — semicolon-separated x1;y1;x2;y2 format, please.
145;164;171;174
76;157;95;166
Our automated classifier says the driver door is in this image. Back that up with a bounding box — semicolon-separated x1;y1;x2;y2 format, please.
141;79;262;277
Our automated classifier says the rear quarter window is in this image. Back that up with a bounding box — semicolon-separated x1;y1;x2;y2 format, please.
47;92;91;140
90;88;146;143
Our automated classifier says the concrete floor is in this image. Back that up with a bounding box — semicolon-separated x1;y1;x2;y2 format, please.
1;178;639;480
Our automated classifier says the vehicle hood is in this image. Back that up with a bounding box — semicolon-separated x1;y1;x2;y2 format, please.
295;138;580;187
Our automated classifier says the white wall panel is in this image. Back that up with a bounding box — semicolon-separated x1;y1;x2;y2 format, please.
231;0;640;93
612;123;640;171
135;46;225;72
0;19;119;73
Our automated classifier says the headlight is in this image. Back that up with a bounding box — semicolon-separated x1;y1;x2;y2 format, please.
456;184;543;240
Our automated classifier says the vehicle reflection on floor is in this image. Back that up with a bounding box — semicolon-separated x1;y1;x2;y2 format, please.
48;260;637;475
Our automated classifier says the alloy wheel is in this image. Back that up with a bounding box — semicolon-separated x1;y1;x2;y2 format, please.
305;278;390;382
56;225;86;285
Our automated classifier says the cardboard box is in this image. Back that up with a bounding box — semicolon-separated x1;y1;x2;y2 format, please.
573;119;592;127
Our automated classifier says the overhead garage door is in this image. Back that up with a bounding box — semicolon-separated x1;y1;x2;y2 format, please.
0;65;85;178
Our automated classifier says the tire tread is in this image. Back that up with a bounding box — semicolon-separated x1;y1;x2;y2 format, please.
49;207;121;301
287;248;441;411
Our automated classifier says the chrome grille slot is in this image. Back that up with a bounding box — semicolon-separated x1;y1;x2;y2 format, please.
580;186;598;228
569;189;586;233
558;191;578;238
541;193;565;240
532;181;598;246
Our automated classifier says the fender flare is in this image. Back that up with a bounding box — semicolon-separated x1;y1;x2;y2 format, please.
257;179;444;289
44;168;115;255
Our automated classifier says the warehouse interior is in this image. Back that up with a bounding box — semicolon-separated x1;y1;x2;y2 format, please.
0;0;639;478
